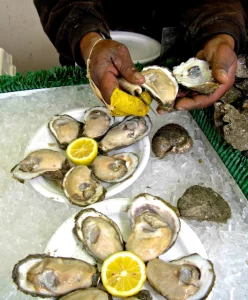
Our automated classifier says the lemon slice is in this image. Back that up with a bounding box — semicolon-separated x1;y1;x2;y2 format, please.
66;137;98;165
101;251;146;297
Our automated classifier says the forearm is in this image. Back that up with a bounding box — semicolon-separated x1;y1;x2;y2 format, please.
33;0;111;66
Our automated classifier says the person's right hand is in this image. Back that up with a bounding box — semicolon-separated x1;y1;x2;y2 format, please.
80;32;145;104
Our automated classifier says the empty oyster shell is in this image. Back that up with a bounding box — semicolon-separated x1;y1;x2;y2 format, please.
91;152;139;183
12;254;99;298
152;123;193;159
62;165;106;207
58;287;113;299
146;253;215;300
173;57;220;94
82;106;115;140
141;66;179;111
48;114;83;150
126;193;181;262
11;149;71;183
73;208;124;262
98;115;152;152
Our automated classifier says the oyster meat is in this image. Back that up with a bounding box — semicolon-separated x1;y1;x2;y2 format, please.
58;287;112;299
141;66;179;111
62;165;106;207
126;193;181;262
98;115;152;152
48;114;83;150
146;253;215;300
82;106;115;140
152;123;193;159
173;57;220;94
12;254;99;297
177;185;231;223
73;208;124;262
11;149;71;183
91;152;139;183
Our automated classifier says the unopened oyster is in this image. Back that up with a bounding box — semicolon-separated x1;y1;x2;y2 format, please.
73;208;124;262
59;287;112;299
126;193;181;262
141;66;179;111
98;115;152;152
82;106;115;140
152;123;193;159
62;165;106;207
177;185;231;223
91;152;139;183
48;114;83;149
12;254;99;298
173;57;220;94
146;253;215;300
11;149;71;183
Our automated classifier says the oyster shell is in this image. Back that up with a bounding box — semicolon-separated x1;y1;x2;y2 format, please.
62;165;106;207
91;152;139;183
236;54;248;78
146;253;215;300
11;149;71;183
12;254;99;297
82;106;115;140
73;208;124;262
58;287;112;299
48;114;83;150
173;57;220;94
177;185;231;223
98;115;152;152
152;123;193;159
126;193;181;262
126;290;153;300
141;66;179;111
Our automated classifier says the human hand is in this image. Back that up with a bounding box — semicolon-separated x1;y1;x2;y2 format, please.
80;32;145;104
173;34;237;111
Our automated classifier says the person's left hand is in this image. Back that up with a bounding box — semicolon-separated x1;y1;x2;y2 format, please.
166;34;237;112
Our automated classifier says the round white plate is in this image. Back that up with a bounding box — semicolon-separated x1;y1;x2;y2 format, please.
110;31;161;64
24;107;150;204
45;198;210;300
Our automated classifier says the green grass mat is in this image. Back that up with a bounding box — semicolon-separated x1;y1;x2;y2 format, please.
0;65;247;199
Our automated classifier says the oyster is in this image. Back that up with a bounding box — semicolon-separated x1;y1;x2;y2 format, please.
152;123;193;159
73;208;124;262
141;66;179;111
12;254;99;297
126;290;153;300
48;114;83;150
62;165;106;207
11;149;71;183
58;287;112;299
214;102;248;151
177;185;231;223
173;57;220;94
146;253;215;300
91;152;139;183
236;54;248;78
126;193;181;262
82;106;115;140
98;115;152;152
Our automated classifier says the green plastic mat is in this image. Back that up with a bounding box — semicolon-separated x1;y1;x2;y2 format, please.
0;65;247;199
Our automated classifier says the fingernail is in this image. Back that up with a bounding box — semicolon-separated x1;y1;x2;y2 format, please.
220;69;228;82
176;106;185;111
134;72;144;80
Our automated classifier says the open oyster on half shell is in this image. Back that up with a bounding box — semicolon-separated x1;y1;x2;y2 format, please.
58;287;113;300
125;193;181;262
146;253;215;300
141;66;179;111
173;57;220;94
12;254;99;298
73;208;124;263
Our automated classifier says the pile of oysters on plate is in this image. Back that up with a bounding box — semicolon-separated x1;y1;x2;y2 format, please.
12;193;216;300
10;106;152;207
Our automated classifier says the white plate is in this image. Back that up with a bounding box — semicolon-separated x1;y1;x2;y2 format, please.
45;198;210;300
24;107;150;204
110;31;161;64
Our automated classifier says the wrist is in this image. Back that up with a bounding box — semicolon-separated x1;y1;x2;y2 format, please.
80;32;103;63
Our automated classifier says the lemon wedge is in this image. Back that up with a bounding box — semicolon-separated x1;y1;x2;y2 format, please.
101;251;146;297
66;137;98;165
